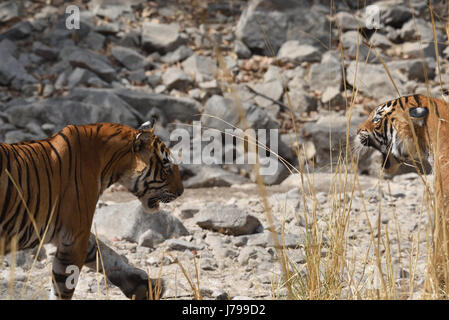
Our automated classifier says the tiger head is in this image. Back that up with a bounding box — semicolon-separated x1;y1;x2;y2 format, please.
355;95;430;175
121;119;184;213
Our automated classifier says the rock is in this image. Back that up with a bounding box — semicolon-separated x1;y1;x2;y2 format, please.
0;1;19;24
93;200;189;245
166;238;203;251
375;1;412;28
88;1;132;20
340;30;377;62
0;21;32;40
369;33;393;49
5;97;138;132
321;86;345;106
303;114;366;168
277;41;321;64
85;31;106;51
67;68;109;89
183;166;250;188
401;41;442;60
386;58;435;82
68;49;116;82
246;230;302;248
95;22;120;35
400;18;435;42
333;11;363;30
142;22;185;53
32;41;58;60
0;38;17;57
70;87;201;123
182;54;217;83
195;203;263;236
160;45;194;64
110;45;151;71
201;95;241;132
250;81;284;108
234;39;252;59
345;61;405;101
200;258;218;271
283;88;317;114
128;70;147;84
308;51;342;92
0;54;36;90
162;67;193;90
236;0;329;55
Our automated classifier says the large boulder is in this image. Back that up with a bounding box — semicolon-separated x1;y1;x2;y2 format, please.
93;200;189;246
68;48;116;82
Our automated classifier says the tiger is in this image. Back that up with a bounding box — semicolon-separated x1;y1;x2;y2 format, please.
355;93;449;292
0;120;184;299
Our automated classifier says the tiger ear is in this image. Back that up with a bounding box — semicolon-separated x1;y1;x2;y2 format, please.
133;119;156;153
138;118;156;132
409;107;428;126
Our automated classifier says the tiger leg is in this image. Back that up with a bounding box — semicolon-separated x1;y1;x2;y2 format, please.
49;231;90;300
83;233;164;300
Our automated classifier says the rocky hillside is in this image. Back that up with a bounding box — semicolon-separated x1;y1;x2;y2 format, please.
0;0;447;299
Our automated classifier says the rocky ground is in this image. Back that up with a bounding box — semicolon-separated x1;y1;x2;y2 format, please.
0;172;432;299
0;0;447;299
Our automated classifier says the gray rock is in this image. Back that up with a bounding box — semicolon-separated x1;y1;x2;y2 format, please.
246;230;302;248
95;22;120;35
0;1;19;23
250;81;284;108
375;2;412;27
321;86;345;106
183;166;250;188
162;67;193;90
0;38;18;57
182;54;217;83
283;88;317;114
234;39;252;59
111;45;151;71
201;95;241;132
161;45;194;64
200;258;218;271
68;49;116;82
277;41;321;64
0;21;32;40
93;200;189;244
400;18;435;42
146;73;162;88
0;54;36;90
387;58;435;82
32;41;58;60
85;31;106;51
196;203;262;236
67;68;109;89
88;1;132;20
333;11;363;30
304;114;366;168
166;238;203;251
236;0;329;55
308;51;342;92
70;87;201;123
128;69;147;83
345;61;405;101
5;97;138;132
369;33;393;49
401;41;443;60
142;22;185;53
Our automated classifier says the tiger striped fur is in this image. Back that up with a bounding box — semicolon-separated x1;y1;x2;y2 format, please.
0;121;183;299
356;94;449;292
